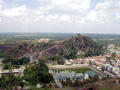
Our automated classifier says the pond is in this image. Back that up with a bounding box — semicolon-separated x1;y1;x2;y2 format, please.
51;68;97;81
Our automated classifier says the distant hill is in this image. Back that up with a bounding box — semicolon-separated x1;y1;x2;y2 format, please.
0;34;104;61
62;34;104;58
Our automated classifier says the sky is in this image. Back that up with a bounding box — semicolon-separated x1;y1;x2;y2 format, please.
0;0;120;34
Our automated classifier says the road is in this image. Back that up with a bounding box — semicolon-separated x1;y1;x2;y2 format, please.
49;69;63;88
88;65;107;77
91;65;119;78
104;70;119;78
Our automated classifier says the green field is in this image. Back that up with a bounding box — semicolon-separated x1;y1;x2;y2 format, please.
53;67;91;73
66;68;91;73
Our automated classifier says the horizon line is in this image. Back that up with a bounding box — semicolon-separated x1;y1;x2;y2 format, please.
0;32;120;35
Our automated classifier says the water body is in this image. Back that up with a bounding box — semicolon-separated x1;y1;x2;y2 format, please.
52;69;97;81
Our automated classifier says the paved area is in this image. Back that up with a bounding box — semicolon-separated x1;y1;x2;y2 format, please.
49;69;63;88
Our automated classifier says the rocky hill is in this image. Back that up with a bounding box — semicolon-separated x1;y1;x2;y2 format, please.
0;34;104;61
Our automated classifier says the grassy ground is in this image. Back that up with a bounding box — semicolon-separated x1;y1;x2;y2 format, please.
66;68;91;73
54;67;91;73
30;87;78;90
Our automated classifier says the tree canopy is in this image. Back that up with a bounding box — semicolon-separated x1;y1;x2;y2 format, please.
0;74;24;89
24;61;53;85
2;57;30;65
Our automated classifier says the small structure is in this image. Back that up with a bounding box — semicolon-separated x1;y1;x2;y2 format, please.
37;84;42;88
65;60;72;65
0;69;21;75
84;74;89;80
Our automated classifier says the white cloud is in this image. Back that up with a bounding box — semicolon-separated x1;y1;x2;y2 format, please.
0;0;3;3
27;0;91;24
81;0;113;24
1;5;27;18
52;0;90;10
0;0;120;33
34;0;115;24
0;0;118;24
0;0;3;9
37;0;91;14
116;13;120;19
86;10;109;24
95;1;112;10
0;18;2;22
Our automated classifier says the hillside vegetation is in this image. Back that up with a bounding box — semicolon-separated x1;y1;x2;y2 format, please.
0;34;104;61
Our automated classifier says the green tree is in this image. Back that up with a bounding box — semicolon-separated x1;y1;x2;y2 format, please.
2;57;30;65
0;74;24;89
3;63;14;70
24;61;53;85
112;53;116;60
